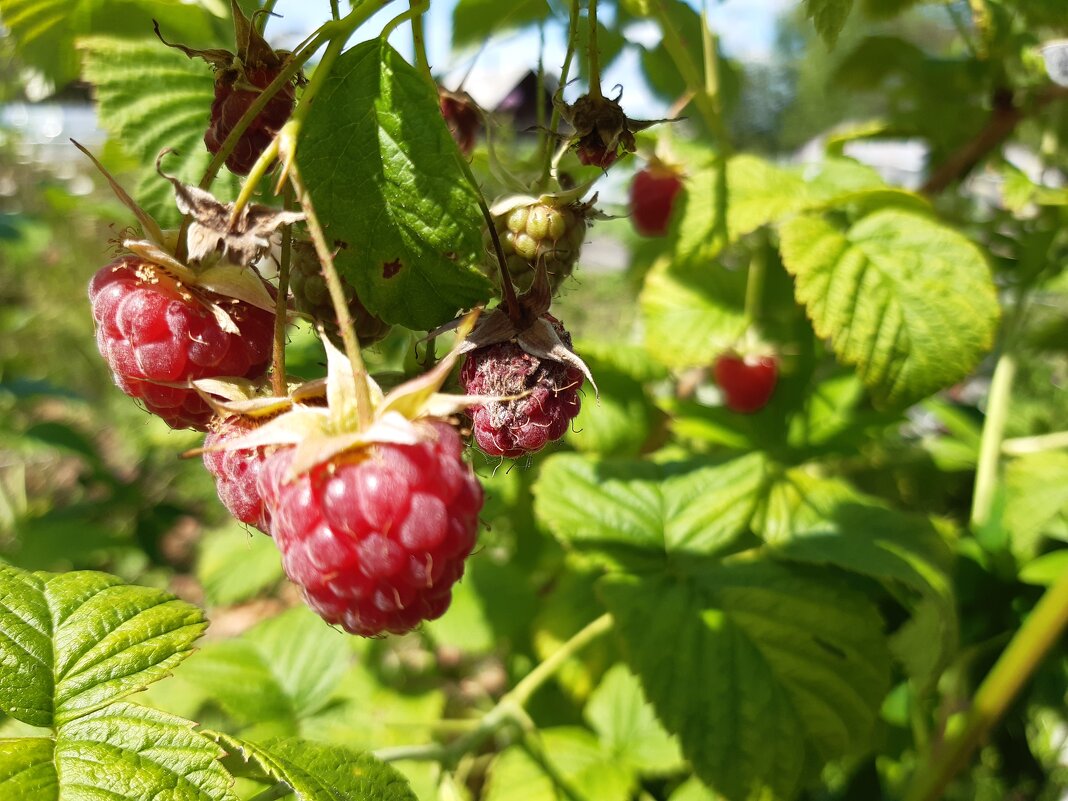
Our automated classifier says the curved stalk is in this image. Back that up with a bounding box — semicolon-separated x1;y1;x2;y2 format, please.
373;613;613;766
537;0;581;190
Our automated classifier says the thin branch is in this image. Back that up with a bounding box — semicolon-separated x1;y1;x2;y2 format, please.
587;0;602;99
271;185;295;396
537;0;581;189
922;85;1068;195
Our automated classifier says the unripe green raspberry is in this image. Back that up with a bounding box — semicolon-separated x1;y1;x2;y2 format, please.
488;199;589;293
289;243;392;347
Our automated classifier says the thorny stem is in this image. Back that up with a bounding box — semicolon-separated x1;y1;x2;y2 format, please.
287;160;373;428
256;0;281;34
970;351;1016;528
270;185;295;397
373;613;613;766
905;568;1068;801
587;0;602;99
537;0;581;190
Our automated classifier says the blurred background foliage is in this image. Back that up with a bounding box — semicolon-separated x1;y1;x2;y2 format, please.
1;0;1068;800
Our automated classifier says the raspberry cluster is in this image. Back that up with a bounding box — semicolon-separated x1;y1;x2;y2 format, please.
257;422;483;636
89;257;273;430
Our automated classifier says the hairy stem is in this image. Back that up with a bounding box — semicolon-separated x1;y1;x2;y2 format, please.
905;568;1068;801
411;0;432;83
454;149;521;320
970;351;1016;528
288;160;372;428
537;0;581;189
270;186;295;396
587;0;602;99
373;613;613;766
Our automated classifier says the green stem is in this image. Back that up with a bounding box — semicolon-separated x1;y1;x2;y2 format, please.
509;613;612;707
247;782;292;801
537;0;581;190
700;0;719;106
518;736;591;801
743;239;766;327
455;148;521;321
256;0;281;34
587;0;602;99
904;568;1068;801
330;0;341;21
374;613;613;766
1002;430;1068;456
410;0;432;84
271;185;295;397
652;0;723;140
287;160;373;428
970;351;1016;528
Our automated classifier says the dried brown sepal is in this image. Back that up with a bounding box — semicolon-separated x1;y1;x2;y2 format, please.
154;0;284;74
557;89;674;168
157;158;303;266
441;263;598;395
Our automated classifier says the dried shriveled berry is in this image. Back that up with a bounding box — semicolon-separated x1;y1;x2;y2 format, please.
459;319;583;458
204;66;296;176
258;421;483;636
89;256;274;430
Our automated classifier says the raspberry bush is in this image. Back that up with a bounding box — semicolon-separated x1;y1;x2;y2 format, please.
3;1;1068;800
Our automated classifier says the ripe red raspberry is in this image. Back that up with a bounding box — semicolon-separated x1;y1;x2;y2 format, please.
257;421;483;636
204;66;295;176
89;257;274;430
203;416;271;534
459;322;583;458
630;166;683;237
714;353;779;413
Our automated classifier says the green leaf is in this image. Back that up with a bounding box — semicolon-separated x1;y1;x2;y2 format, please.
81;36;239;226
297;39;492;330
586;664;683;776
451;0;550;49
0;0;223;87
0;703;237;801
176;607;350;734
804;0;855;47
196;525;283;607
57;702;236;801
757;470;957;687
1019;550;1068;587
484;728;634;801
639;256;747;370
0;738;57;797
601;560;891;801
1003;451;1068;561
0;564;205;727
566;344;661;457
779;210;999;406
212;732;418;801
534;452;767;571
